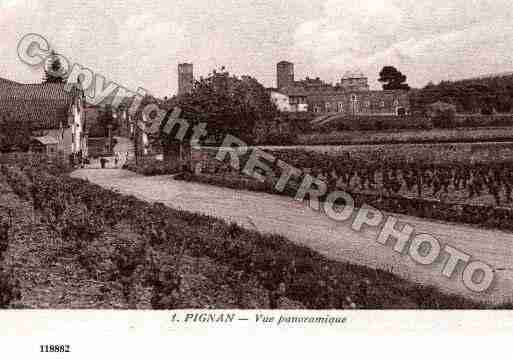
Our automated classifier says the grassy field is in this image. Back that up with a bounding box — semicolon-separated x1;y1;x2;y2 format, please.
298;127;513;146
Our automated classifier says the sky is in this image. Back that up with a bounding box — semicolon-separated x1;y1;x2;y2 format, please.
1;0;513;97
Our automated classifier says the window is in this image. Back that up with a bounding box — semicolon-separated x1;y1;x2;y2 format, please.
338;102;344;112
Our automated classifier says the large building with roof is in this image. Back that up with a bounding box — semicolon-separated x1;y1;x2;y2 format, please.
0;77;87;159
273;61;410;116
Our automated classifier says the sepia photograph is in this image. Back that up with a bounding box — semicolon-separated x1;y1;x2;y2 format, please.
0;0;513;354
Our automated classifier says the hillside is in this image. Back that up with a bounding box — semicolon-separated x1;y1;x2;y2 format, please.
411;73;513;114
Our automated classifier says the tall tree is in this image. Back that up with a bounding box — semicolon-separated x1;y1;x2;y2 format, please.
43;51;65;83
165;68;279;144
378;66;410;91
136;68;279;167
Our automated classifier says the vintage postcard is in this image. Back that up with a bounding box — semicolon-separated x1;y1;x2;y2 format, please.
0;0;512;357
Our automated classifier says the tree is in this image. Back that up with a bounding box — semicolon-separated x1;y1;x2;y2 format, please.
165;68;279;144
135;68;279;169
427;102;457;128
43;51;66;83
133;68;279;169
378;66;410;91
0;115;31;152
410;73;513;114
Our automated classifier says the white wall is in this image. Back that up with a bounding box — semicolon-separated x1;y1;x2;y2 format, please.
270;91;292;112
69;94;86;155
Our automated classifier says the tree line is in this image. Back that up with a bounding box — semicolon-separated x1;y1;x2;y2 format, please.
410;74;513;114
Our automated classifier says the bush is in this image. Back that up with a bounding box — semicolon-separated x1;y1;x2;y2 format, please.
123;157;183;176
432;109;456;128
0;271;21;308
0;214;11;259
0;153;71;175
257;132;298;146
455;114;513;127
314;115;433;133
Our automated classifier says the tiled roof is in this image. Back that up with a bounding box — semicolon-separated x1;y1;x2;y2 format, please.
280;86;309;97
0;78;79;130
0;77;21;85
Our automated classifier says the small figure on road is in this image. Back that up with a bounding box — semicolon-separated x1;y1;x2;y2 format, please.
100;157;107;169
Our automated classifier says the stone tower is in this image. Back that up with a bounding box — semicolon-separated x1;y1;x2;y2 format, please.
178;63;194;95
277;61;294;89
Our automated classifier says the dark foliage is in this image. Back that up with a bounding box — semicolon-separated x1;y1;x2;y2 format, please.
0;117;31;152
43;51;66;84
163;68;280;145
411;74;513;114
379;66;410;91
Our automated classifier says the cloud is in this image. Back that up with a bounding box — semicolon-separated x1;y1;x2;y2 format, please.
0;0;187;95
1;0;320;94
293;0;513;88
2;0;512;93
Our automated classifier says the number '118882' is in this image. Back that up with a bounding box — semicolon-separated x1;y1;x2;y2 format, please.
40;345;70;353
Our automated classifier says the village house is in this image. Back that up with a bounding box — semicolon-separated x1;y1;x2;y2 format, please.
0;77;87;162
270;90;309;112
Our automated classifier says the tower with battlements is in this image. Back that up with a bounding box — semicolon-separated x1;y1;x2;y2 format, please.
178;63;194;95
277;61;294;89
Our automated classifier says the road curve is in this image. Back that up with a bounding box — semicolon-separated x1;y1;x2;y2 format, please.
71;169;513;304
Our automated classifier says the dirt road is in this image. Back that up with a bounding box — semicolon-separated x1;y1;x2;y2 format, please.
71;169;513;304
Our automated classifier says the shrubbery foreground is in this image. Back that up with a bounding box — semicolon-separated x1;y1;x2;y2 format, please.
0;159;510;309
